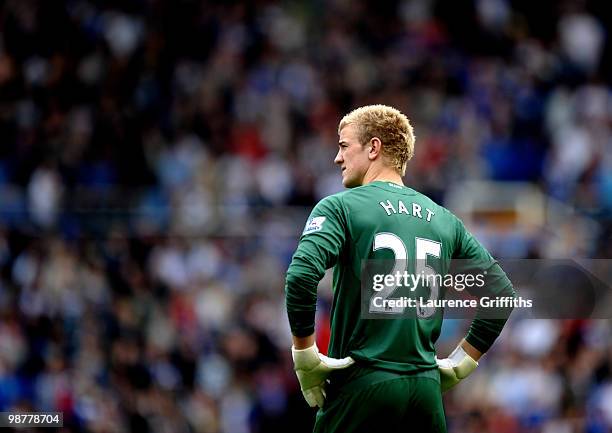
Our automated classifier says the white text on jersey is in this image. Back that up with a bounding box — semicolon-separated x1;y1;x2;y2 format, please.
379;200;435;222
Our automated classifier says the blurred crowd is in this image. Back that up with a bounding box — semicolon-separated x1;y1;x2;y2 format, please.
0;0;611;432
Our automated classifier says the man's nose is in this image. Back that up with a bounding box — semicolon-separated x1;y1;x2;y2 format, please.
334;150;343;164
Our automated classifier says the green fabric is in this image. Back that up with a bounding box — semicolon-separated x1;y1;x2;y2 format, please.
286;181;515;372
314;366;446;433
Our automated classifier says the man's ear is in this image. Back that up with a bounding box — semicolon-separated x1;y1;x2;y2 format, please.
368;137;382;160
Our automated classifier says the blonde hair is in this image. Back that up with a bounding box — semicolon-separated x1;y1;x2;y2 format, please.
338;104;415;175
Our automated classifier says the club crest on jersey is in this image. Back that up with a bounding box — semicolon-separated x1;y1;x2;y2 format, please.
303;216;326;234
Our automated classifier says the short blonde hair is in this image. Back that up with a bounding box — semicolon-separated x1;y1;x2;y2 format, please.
338;104;415;175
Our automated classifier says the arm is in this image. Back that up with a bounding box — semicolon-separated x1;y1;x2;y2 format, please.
437;217;515;392
460;338;483;361
286;198;346;338
293;334;316;350
454;217;515;353
285;196;354;407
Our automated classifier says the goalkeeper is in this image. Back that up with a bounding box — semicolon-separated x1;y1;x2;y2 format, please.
285;105;515;433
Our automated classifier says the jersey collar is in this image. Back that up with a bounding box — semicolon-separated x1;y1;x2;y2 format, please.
369;180;417;195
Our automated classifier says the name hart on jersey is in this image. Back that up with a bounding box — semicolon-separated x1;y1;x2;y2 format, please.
379;199;435;222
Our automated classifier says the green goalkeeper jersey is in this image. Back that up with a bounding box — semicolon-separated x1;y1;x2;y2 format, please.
285;181;514;373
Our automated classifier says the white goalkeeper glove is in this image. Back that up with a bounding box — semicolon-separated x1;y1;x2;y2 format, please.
436;345;478;393
291;344;355;408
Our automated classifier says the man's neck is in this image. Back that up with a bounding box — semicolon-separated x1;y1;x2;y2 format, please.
362;167;404;186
